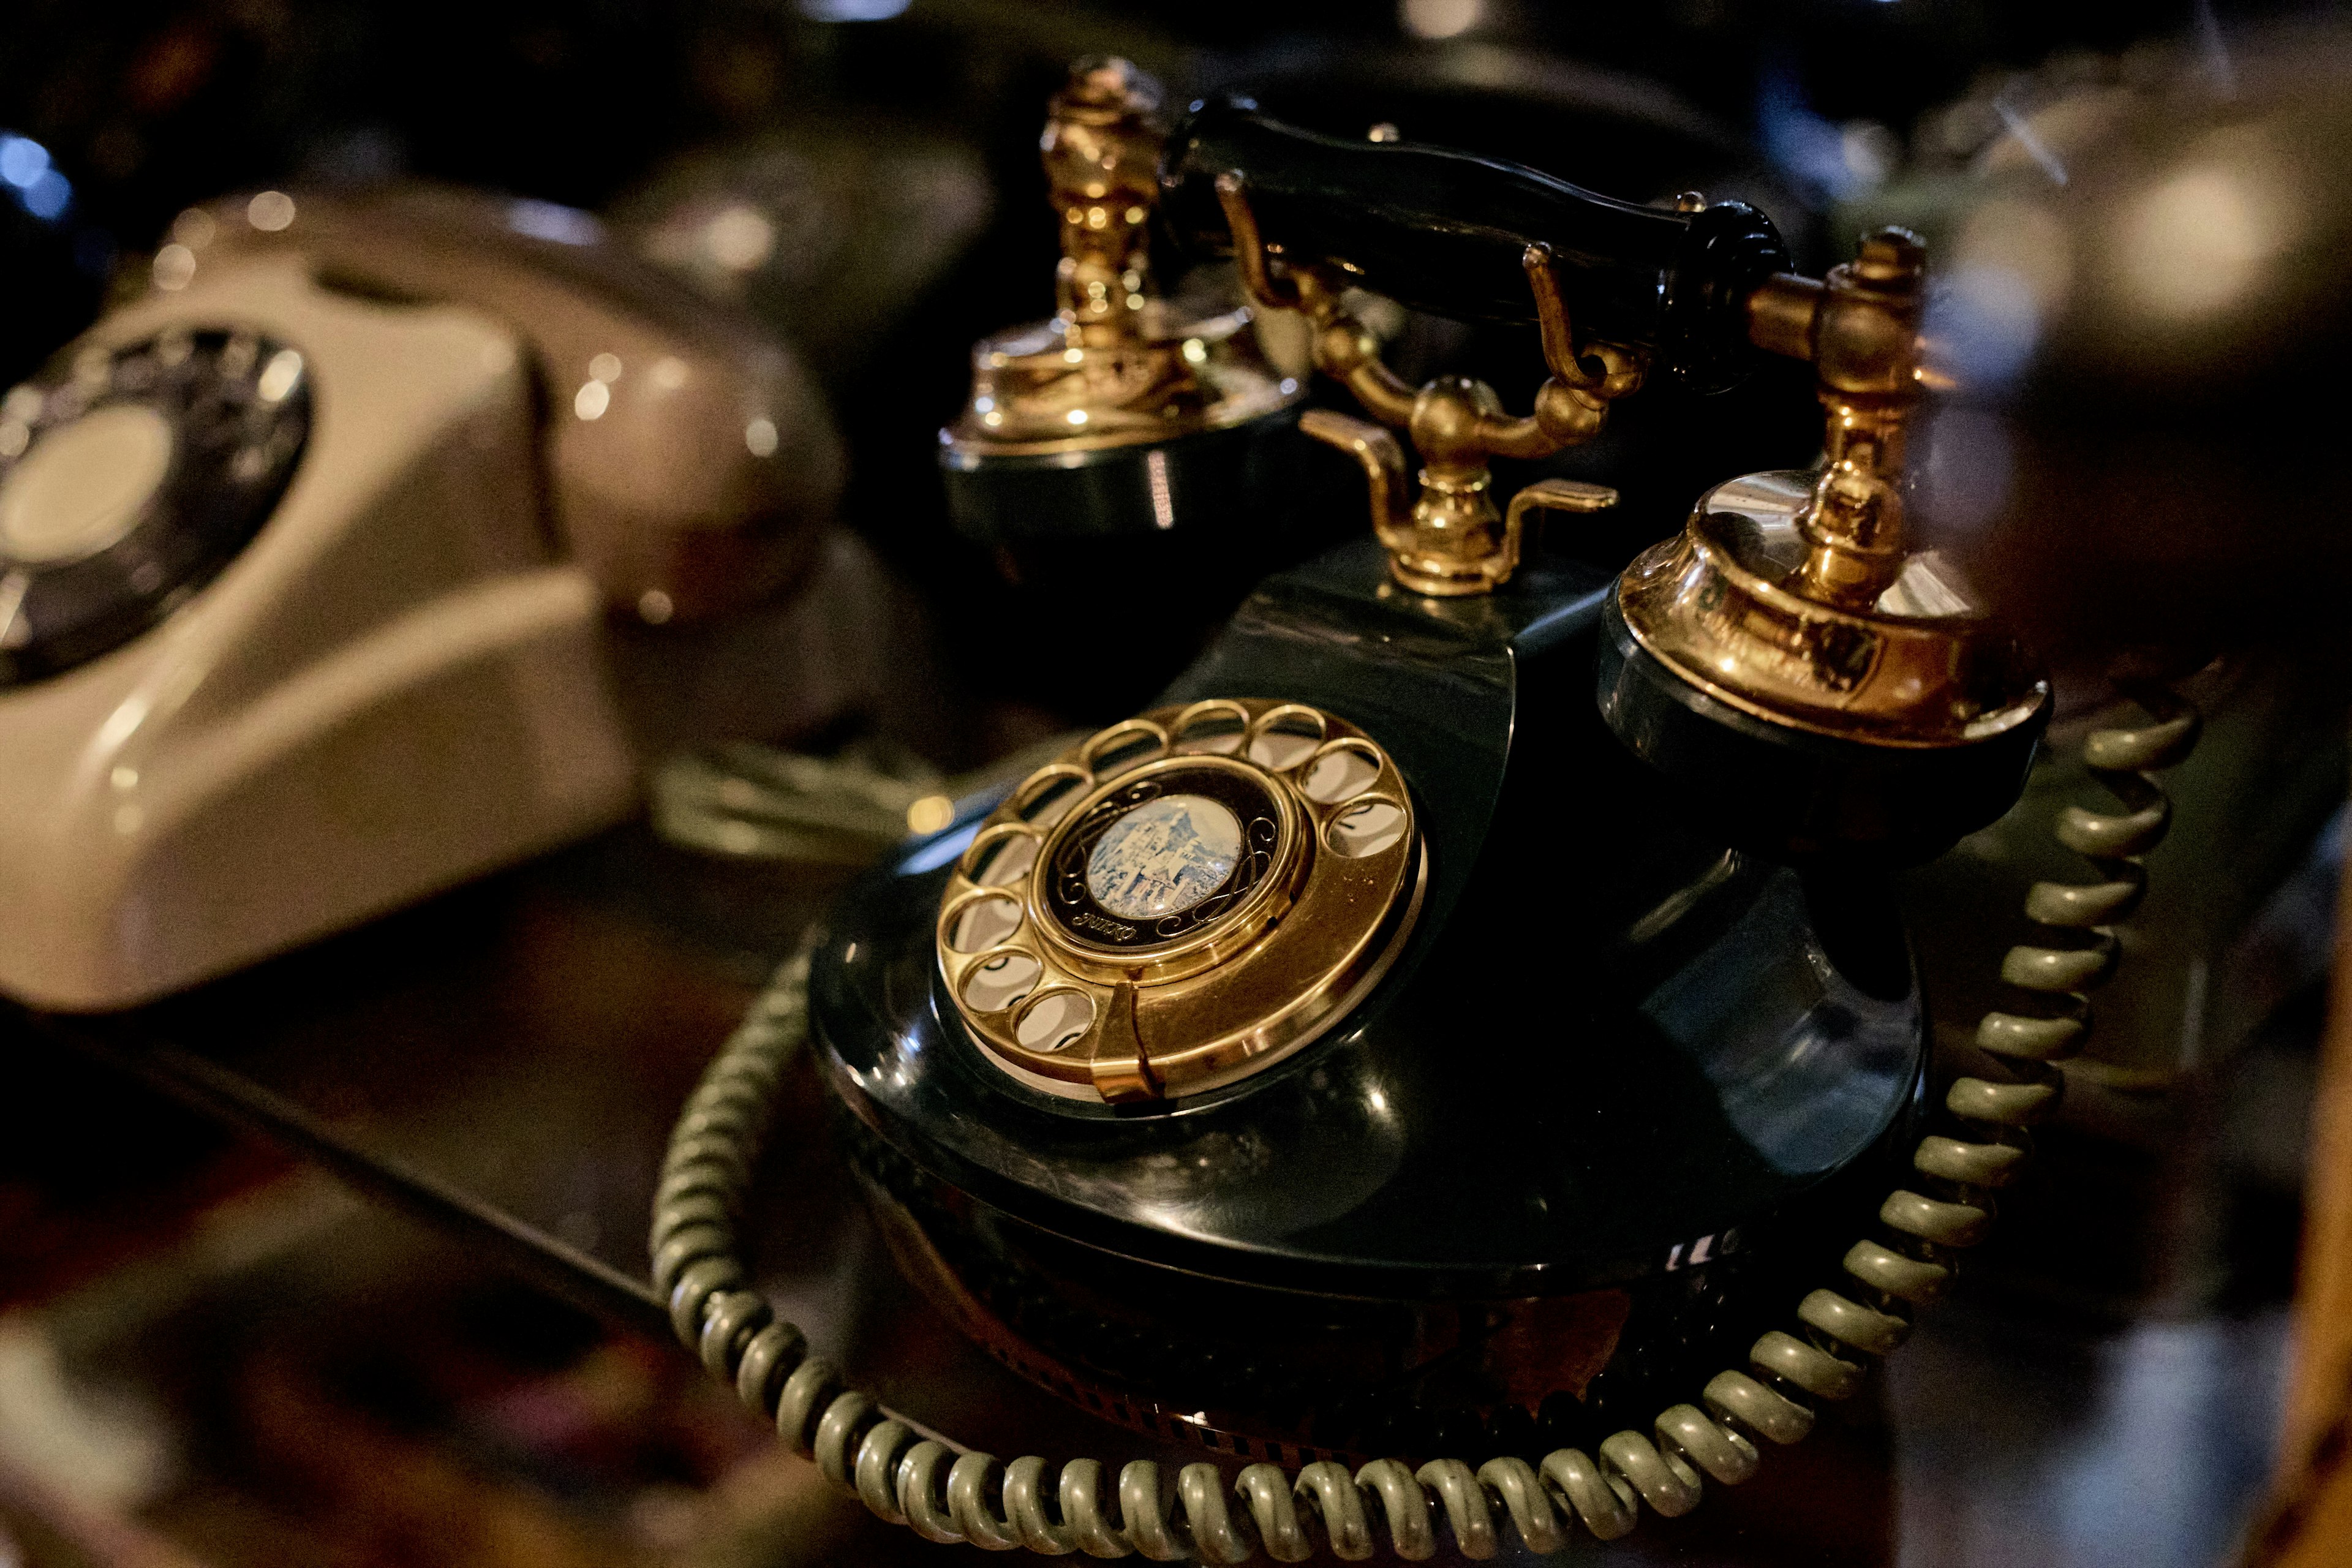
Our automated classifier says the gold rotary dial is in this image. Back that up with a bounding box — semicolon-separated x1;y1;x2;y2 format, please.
937;699;1424;1103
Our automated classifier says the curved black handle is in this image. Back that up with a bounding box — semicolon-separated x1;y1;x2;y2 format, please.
1161;92;1792;391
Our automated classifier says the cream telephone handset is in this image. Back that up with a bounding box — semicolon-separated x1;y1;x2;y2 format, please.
0;187;840;1011
646;70;2204;1558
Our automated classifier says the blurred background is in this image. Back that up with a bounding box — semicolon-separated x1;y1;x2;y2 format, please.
1;0;2323;735
1;1;2348;1564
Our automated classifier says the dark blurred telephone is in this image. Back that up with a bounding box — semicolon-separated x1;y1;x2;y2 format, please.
648;67;2209;1556
0;186;839;1011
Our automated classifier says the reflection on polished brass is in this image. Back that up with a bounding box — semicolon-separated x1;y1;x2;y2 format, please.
1216;173;1634;595
1744;228;1931;609
941;59;1299;465
1616;227;2049;748
1620;472;2048;745
1506;475;1624;560
937;699;1423;1103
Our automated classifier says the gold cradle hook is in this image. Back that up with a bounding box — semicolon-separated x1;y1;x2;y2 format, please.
1213;171;1635;597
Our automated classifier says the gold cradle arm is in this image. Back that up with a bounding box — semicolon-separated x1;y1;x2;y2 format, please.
1298;409;1413;554
1214;173;1639;595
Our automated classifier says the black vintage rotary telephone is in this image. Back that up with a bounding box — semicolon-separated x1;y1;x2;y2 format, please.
650;84;2198;1556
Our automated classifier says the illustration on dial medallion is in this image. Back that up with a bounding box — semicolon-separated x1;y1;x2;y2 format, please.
1088;795;1240;920
938;699;1424;1104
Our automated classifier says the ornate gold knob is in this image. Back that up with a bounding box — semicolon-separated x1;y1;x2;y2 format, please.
1041;57;1163;342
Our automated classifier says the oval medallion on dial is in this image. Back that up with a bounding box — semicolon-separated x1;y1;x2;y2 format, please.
1042;763;1284;952
1087;794;1241;919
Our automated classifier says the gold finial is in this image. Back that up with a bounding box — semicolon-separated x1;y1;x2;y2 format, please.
1217;176;1631;595
1740;226;1932;610
1042;57;1164;345
940;61;1298;465
1790;226;1928;608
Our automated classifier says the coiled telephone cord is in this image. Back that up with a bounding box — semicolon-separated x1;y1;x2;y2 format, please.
650;687;2198;1560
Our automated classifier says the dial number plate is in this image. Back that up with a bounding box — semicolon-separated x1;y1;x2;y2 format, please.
937;698;1423;1104
0;329;311;685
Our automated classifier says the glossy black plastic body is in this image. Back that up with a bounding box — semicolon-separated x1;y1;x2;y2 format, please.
940;412;1306;551
810;541;1924;1463
1597;596;2049;865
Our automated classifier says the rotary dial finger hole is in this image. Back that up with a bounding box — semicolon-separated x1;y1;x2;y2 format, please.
963;825;1041;889
961;949;1042;1012
1082;720;1169;780
1014;989;1095;1053
1172;701;1248;756
1015;766;1090;829
1245;706;1326;771
1327;797;1409;858
945;893;1023;952
1300;740;1382;804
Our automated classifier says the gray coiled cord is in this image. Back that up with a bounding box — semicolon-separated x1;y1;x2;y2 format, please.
650;689;2197;1560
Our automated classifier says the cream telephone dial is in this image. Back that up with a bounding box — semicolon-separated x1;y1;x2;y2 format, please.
645;69;2209;1559
0;185;840;1011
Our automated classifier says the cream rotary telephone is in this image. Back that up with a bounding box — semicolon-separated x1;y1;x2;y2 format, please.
0;186;839;1011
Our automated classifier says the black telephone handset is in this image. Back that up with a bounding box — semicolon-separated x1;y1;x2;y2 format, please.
1160;92;1791;391
653;85;2194;1556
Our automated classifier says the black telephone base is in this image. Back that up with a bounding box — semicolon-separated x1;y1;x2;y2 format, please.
810;539;1924;1458
830;1095;1911;1466
1597;596;2049;866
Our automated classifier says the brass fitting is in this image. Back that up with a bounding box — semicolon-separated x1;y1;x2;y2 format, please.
1610;225;2046;758
943;59;1296;460
1042;57;1164;347
1746;227;1929;609
1216;175;1630;596
1298;380;1618;597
